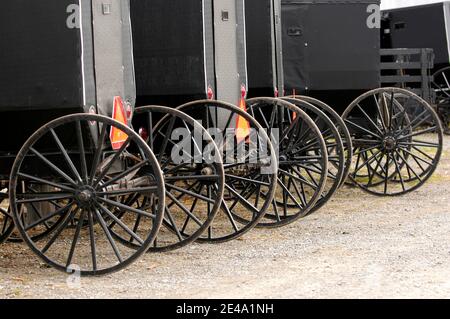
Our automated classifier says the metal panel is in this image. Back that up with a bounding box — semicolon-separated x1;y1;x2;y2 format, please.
92;0;135;116
120;0;136;109
235;0;248;96
273;0;285;95
444;2;450;64
214;0;245;105
204;0;216;96
80;0;96;112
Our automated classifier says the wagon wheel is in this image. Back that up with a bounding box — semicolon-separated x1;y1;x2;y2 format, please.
176;100;277;242
4;183;71;243
0;193;14;244
345;93;414;185
9;114;165;275
281;97;345;214
342;87;443;196
287;95;353;186
109;106;225;252
432;66;450;135
245;97;328;227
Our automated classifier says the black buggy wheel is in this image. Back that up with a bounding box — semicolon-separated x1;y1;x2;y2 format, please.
281;97;345;214
246;97;328;227
109;106;225;252
287;95;353;186
432;66;450;135
0;193;14;244
176;100;278;242
4;183;69;243
9;114;165;275
343;87;443;196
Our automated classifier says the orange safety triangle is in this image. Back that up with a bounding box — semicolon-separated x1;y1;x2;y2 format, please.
235;97;251;143
109;96;129;150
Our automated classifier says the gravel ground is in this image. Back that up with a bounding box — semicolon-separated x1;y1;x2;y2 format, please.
0;137;450;299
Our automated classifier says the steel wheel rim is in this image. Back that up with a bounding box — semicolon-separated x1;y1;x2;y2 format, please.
286;95;353;187
281;97;345;214
9;114;165;275
245;97;328;227
343;87;443;196
109;106;225;252
432;66;450;134
176;100;278;242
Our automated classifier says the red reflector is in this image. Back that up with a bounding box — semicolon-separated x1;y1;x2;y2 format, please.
110;96;129;150
207;86;214;100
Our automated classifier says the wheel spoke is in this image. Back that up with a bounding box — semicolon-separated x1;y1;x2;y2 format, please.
17;173;74;192
94;208;123;263
98;203;144;245
16;193;73;204
165;191;203;227
29;147;78;187
76;121;89;183
87;210;97;271
89;124;108;183
50;128;83;183
92;137;131;188
98;160;150;190
224;184;260;215
66;210;86;267
24;201;74;231
165;183;216;204
41;208;76;254
97;197;157;219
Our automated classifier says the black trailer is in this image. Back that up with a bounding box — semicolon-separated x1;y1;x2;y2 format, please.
281;0;381;113
276;0;443;195
382;1;450;133
0;0;172;275
130;0;279;242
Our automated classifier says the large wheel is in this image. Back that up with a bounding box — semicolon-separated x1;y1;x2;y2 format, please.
281;97;345;214
9;114;165;275
432;66;450;135
110;106;225;252
0;193;14;244
246;97;328;227
287;95;353;186
342;88;443;196
176;100;278;242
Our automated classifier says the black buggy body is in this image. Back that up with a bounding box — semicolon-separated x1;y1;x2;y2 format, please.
0;0;135;179
280;0;381;113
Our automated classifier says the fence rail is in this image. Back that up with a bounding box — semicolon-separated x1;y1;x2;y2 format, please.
380;48;435;104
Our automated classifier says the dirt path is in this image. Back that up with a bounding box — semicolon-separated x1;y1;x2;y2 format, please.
1;137;450;299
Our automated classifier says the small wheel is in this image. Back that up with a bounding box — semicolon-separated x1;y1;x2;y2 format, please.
9;114;165;275
343;87;443;196
432;66;450;135
0;193;14;244
246;97;328;227
281;97;345;214
176;100;278;242
287;95;353;186
109;106;225;252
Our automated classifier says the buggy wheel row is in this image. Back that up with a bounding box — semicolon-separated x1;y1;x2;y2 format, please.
1;88;444;275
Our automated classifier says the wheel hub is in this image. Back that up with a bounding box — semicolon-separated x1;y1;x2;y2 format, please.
75;186;96;208
382;136;397;152
201;167;214;176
